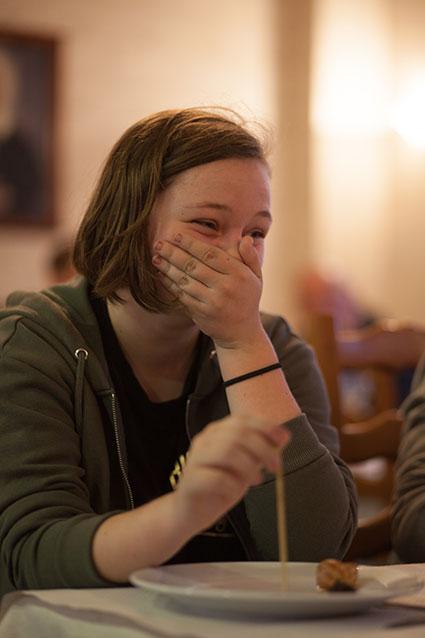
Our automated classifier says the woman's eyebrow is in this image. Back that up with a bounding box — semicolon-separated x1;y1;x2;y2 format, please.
185;201;272;220
185;201;231;212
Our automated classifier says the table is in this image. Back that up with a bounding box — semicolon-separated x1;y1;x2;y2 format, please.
2;564;425;638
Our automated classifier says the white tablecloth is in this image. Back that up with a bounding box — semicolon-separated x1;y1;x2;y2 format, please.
2;564;425;638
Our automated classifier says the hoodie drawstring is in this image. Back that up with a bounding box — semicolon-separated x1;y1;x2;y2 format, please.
74;348;88;429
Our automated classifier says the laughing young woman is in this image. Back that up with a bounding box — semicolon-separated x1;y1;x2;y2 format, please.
0;108;357;594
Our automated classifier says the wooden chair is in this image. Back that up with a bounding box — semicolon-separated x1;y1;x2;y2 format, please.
307;314;425;561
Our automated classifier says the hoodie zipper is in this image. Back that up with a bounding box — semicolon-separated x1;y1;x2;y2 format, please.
74;348;134;510
110;391;135;509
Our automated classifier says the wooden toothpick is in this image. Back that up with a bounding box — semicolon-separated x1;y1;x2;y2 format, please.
275;456;288;590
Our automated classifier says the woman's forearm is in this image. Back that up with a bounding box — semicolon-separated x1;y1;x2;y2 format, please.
216;326;301;423
92;492;193;582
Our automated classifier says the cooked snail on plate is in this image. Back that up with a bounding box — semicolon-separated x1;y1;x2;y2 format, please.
316;559;358;592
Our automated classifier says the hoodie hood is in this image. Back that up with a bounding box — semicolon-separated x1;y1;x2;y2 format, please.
1;276;113;395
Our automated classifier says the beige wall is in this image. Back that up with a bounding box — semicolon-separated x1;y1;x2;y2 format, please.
2;0;425;329
310;0;425;324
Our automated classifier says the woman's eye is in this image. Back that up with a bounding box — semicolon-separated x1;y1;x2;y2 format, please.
192;220;218;231
250;229;266;240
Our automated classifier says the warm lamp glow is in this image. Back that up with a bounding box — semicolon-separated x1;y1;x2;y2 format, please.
390;77;425;149
310;0;392;137
311;15;390;137
312;57;389;136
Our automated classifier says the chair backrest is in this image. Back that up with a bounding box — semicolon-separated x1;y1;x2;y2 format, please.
338;319;425;418
308;315;425;429
307;314;344;428
306;314;425;561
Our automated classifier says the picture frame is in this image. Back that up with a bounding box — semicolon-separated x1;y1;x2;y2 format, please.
0;31;57;226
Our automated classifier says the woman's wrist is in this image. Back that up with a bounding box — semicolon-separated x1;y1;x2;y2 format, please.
223;362;282;388
214;326;278;376
214;323;269;351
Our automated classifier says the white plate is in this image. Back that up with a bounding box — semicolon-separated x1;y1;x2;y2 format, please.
130;561;423;619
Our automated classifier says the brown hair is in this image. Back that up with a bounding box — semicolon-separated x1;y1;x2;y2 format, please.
73;107;268;311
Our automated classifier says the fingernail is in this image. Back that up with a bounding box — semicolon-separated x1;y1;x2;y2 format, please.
154;240;163;251
174;233;182;243
152;254;162;265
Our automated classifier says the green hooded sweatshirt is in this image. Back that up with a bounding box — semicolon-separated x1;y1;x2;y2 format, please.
0;277;357;596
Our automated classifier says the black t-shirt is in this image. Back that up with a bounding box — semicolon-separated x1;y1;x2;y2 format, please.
91;296;246;563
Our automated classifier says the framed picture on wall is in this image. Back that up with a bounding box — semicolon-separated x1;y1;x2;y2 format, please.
0;31;57;226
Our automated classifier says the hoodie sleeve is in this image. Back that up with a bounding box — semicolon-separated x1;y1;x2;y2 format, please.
0;315;117;594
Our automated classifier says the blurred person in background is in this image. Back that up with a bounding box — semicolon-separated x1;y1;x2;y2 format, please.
0;108;357;595
297;264;375;333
